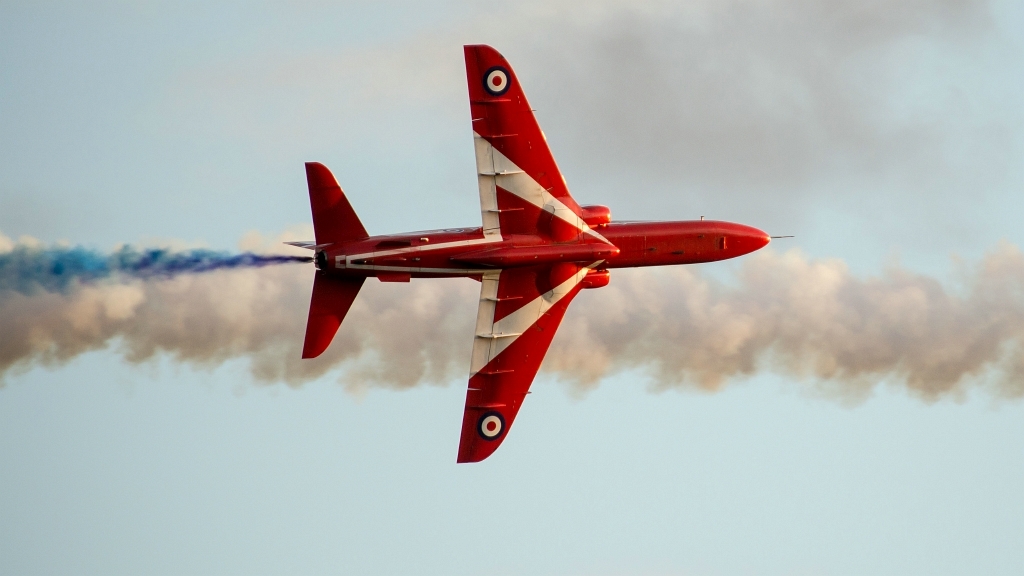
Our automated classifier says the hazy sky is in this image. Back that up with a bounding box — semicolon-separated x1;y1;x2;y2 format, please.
2;1;1023;574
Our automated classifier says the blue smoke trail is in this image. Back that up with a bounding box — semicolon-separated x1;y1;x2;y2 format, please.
0;245;312;294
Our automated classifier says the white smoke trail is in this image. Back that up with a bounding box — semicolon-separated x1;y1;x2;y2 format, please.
2;230;1023;400
0;231;478;391
549;243;1024;401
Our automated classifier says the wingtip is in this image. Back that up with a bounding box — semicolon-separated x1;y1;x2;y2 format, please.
301;337;330;359
456;413;506;464
301;323;336;360
456;447;493;464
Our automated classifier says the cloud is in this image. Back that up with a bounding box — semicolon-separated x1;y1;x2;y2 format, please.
157;0;1021;247
166;0;1013;188
3;229;1024;401
522;0;1016;205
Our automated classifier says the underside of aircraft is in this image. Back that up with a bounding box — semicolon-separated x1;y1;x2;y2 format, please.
289;45;771;463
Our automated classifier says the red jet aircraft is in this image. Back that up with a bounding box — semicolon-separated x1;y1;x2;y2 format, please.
290;45;770;463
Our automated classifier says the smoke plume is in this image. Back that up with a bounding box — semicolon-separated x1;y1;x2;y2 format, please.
0;242;310;294
2;231;1024;401
551;243;1024;401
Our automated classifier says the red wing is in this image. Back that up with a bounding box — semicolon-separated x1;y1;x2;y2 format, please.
466;45;609;244
456;263;593;463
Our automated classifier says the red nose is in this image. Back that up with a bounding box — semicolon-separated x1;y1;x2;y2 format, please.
751;228;771;251
728;225;771;256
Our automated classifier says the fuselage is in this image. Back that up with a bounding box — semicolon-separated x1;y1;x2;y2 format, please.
316;220;770;280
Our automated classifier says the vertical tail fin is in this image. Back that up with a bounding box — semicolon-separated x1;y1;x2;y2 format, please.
302;273;364;359
301;162;368;359
305;162;369;246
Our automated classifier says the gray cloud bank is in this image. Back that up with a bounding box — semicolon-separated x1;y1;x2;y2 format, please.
171;0;1021;249
516;0;1022;238
532;0;1004;185
3;234;1024;401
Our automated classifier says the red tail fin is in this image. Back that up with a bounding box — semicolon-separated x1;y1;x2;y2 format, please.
305;162;369;246
301;273;364;359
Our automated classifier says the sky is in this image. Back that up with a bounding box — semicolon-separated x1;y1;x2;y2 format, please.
2;1;1024;574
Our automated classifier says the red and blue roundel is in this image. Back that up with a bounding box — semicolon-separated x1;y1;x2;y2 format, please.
477;411;506;441
483;66;511;96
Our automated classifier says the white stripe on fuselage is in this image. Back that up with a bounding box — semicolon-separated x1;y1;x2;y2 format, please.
336;236;501;274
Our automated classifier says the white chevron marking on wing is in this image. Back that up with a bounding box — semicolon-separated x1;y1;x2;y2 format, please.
468;262;602;376
472;131;611;245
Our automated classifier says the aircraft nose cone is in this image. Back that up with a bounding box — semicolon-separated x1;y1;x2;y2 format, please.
753;228;771;250
730;225;771;255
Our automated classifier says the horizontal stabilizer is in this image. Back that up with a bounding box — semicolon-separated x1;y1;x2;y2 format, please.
283;240;332;251
302;273;364;359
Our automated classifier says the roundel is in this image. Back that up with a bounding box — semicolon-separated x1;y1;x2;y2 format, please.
483;66;511;96
477;411;506;441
